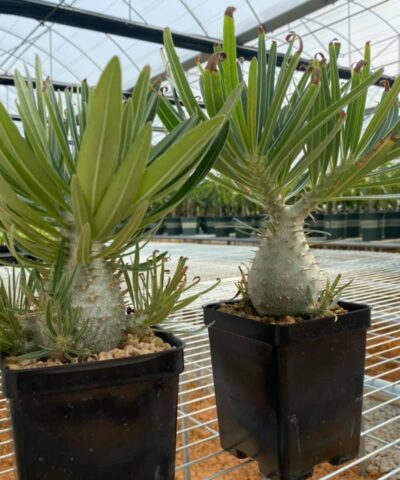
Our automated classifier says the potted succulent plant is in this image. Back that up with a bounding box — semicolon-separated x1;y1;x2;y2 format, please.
162;8;400;480
0;57;241;480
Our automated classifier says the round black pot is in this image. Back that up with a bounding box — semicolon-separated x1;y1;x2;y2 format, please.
360;212;384;241
203;301;370;480
306;212;325;238
346;212;360;238
165;217;182;235
383;211;400;239
233;216;253;238
201;216;215;234
156;220;165;236
0;245;16;263
214;216;233;237
323;213;346;240
2;331;184;480
252;214;267;232
181;216;198;235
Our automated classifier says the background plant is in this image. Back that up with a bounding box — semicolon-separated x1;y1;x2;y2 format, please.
0;56;241;356
161;7;400;317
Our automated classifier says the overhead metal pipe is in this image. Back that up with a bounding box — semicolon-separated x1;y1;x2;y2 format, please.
0;0;394;86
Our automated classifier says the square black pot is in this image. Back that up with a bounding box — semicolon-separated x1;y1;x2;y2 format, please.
2;331;184;480
203;301;370;480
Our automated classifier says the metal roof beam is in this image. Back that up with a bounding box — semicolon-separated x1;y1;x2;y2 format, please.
0;0;394;86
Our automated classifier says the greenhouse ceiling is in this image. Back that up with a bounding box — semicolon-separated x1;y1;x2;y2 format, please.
0;0;398;116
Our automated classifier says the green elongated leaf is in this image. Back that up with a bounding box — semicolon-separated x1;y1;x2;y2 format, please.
34;56;45;124
258;51;302;155
163;28;204;118
97;201;148;258
119;99;135;164
0;175;59;236
71;175;90;231
222;9;250;150
356;76;400;156
157;95;184;131
138;115;226;201
44;86;75;174
203;68;224;117
76;57;122;213
145;122;229;223
256;28;267;140
247;58;258;151
269;82;320;170
0;212;56;262
93;123;152;238
223;8;240;95
287;112;346;185
65;89;80;153
270;68;385;169
15;70;50;166
0;104;68;214
265;40;277;118
150;116;198;164
320;135;396;200
131;66;151;140
76;223;91;265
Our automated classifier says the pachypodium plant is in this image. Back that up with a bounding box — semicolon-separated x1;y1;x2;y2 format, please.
0;56;242;358
161;7;400;317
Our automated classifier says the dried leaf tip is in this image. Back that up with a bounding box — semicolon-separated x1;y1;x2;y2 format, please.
312;67;321;85
285;32;303;53
354;60;366;73
206;52;227;72
380;79;390;92
314;52;326;64
225;6;236;17
258;25;265;34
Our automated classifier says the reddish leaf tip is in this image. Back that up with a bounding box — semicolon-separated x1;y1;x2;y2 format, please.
225;6;236;17
206;52;226;72
380;79;390;92
354;60;366;73
286;32;303;53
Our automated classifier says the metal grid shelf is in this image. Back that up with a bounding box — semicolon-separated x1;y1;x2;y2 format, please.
0;248;399;479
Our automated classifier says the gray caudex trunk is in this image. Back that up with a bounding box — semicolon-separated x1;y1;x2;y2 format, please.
69;242;126;353
248;205;320;317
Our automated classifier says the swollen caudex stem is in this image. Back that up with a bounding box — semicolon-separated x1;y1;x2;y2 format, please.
248;204;320;317
69;241;126;353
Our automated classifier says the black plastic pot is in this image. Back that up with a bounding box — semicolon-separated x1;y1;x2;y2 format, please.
234;216;253;238
323;213;346;240
360;212;384;241
252;214;267;233
202;216;215;234
383;211;400;239
204;301;370;480
2;331;184;480
181;216;198;235
346;212;360;238
165;216;182;235
306;212;325;237
214;216;233;237
0;245;16;263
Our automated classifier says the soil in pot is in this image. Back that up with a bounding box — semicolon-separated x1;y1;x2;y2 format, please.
2;329;184;480
204;299;371;480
